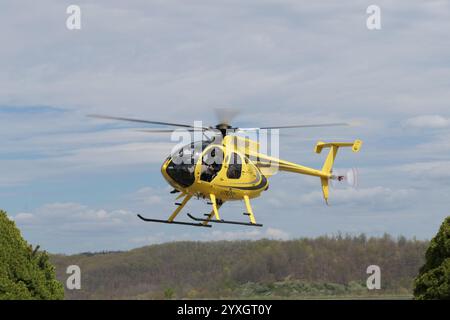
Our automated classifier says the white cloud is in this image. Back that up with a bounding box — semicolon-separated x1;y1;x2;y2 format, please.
404;115;450;129
129;233;166;244
128;187;166;205
12;212;34;222
298;186;415;207
208;229;262;241
399;161;450;179
127;227;290;246
203;227;290;241
265;227;290;240
0;139;173;187
18;202;135;227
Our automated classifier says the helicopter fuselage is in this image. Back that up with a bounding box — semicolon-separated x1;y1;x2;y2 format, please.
161;137;269;202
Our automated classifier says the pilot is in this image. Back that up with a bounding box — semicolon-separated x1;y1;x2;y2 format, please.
201;163;216;181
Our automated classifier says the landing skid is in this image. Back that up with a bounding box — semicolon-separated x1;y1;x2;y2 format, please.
187;213;263;227
137;214;211;227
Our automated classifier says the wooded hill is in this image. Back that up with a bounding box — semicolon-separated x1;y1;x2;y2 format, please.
50;235;428;299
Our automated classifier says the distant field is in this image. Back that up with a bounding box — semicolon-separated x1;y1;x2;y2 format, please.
50;235;426;300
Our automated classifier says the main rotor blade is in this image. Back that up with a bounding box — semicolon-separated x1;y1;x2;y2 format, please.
239;122;350;130
88;114;207;129
136;129;200;133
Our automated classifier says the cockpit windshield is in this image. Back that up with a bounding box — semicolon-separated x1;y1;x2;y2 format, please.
165;140;212;187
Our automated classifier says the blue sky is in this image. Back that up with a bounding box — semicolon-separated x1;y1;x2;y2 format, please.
1;0;450;254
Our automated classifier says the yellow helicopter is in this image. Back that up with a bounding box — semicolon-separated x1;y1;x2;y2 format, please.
90;111;362;228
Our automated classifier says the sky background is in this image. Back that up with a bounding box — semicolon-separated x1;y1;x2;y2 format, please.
1;0;450;254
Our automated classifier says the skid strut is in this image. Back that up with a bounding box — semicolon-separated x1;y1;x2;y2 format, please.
188;193;262;227
137;193;262;227
137;194;210;227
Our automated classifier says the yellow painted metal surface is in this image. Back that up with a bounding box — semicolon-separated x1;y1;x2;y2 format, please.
168;194;192;222
160;136;362;222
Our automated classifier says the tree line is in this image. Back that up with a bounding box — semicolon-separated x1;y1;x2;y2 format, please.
51;234;428;299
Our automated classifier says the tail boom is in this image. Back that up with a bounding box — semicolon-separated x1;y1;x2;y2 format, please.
247;139;362;204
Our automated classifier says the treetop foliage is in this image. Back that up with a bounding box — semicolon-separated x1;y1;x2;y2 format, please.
0;210;64;300
414;216;450;300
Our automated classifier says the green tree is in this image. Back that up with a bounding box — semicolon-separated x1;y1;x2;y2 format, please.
414;216;450;299
0;210;64;300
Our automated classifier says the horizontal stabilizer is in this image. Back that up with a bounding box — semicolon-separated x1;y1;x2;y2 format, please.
315;139;362;154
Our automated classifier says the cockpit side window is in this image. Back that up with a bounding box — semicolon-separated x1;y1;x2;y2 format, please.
166;140;212;187
200;147;224;182
227;152;242;179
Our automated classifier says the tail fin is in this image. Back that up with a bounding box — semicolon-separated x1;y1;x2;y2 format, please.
315;140;362;204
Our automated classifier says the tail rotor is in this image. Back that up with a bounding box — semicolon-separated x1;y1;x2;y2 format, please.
331;168;359;189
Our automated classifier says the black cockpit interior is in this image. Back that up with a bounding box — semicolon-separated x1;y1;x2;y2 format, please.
165;141;212;187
